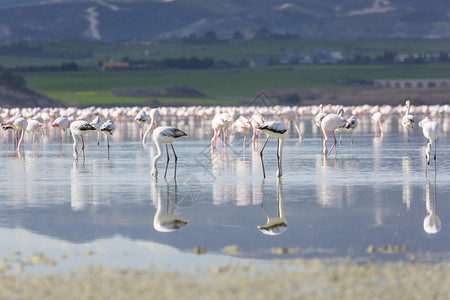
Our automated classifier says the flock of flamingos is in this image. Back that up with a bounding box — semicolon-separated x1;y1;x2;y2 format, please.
0;99;446;180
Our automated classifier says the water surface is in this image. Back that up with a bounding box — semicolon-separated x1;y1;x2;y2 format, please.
0;115;449;274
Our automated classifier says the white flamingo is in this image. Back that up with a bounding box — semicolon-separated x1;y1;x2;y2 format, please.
402;99;415;145
419;118;441;177
151;126;187;179
371;111;384;137
135;109;148;140
70;120;96;162
314;104;327;129
251;112;265;150
231;115;252;153
345;115;359;144
321;113;347;157
100;119;116;159
90;115;104;146
51;116;70;148
258;121;287;178
278;108;303;141
26;119;45;150
13;116;28;153
211;114;227;150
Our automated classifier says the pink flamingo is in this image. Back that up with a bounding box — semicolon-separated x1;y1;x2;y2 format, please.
321;114;347;157
52;116;70;149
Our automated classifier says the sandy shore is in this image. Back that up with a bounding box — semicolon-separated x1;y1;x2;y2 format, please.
1;258;449;299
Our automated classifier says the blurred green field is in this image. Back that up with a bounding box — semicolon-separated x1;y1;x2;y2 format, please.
2;38;450;68
22;64;450;106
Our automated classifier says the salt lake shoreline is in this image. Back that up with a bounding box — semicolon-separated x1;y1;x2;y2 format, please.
1;257;449;299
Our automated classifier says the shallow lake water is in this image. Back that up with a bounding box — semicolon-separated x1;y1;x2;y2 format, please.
1;114;450;274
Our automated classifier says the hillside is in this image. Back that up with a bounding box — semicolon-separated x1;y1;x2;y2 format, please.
0;0;450;41
0;84;57;108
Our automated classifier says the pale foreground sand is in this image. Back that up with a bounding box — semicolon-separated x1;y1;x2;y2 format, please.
1;258;449;299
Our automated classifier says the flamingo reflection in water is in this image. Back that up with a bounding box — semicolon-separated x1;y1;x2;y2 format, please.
258;178;287;235
152;179;188;232
424;179;441;234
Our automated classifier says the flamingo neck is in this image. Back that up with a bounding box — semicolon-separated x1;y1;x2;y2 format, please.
142;117;154;143
17;129;25;151
152;139;163;171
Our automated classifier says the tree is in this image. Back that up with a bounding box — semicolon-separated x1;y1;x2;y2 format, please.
232;31;244;40
0;70;26;87
203;30;218;43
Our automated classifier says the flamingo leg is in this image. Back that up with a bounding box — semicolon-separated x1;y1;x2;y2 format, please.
107;136;110;160
322;130;328;156
327;131;337;156
17;129;25;153
379;120;383;137
294;119;303;141
171;143;178;179
277;138;282;178
73;136;80;161
260;136;269;178
252;128;257;150
164;144;169;179
434;141;437;178
81;136;86;162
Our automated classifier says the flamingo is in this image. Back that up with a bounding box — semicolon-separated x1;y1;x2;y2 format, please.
211;114;227;150
51;116;70;148
13;116;28;152
220;112;233;144
251;112;265;150
258;121;287;178
335;108;345;144
345;115;359;144
419;118;441;177
90;115;104;146
314;104;327;129
26;119;45;150
70;120;96;162
4;115;19;149
231;116;252;153
402;99;415;145
321;113;347;157
151;126;187;179
142;108;161;144
135;109;148;140
100;119;116;159
278;108;303;141
371;111;384;137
